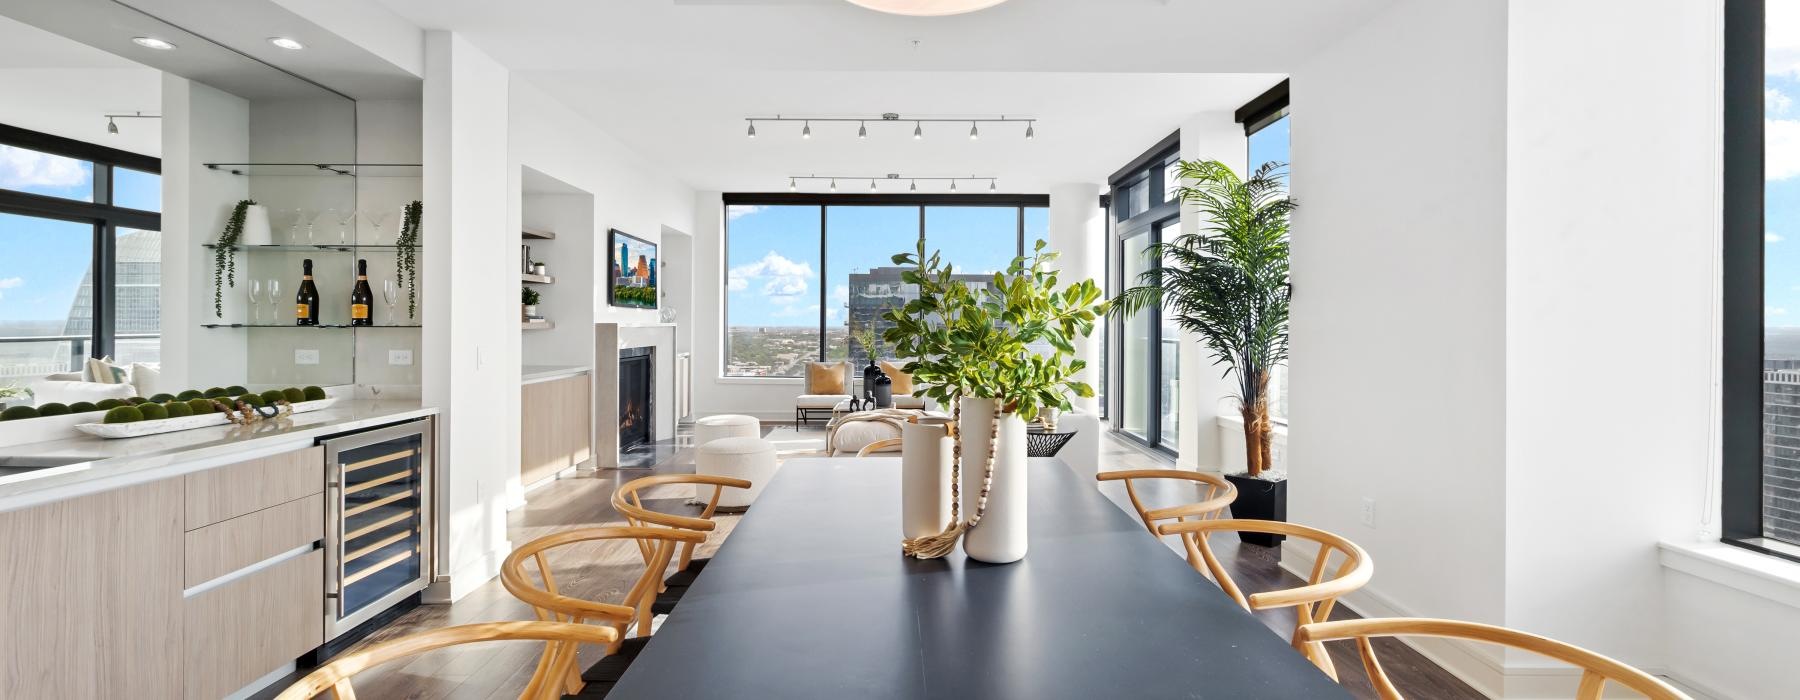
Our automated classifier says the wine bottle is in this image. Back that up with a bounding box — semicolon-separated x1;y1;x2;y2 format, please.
296;258;320;326
350;259;373;326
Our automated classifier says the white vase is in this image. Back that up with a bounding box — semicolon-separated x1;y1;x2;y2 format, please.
239;204;273;246
900;416;955;540
958;397;1028;564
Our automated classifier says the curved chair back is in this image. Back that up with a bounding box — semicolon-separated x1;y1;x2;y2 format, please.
611;473;752;571
274;621;617;700
501;525;706;696
1157;518;1372;676
1295;618;1692;700
1095;469;1236;571
856;437;903;457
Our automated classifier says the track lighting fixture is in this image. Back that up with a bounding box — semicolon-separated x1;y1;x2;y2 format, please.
990;180;997;192
789;177;797;192
744;114;1034;142
950;180;958;192
829;178;837;192
910;179;917;191
106;117;118;134
786;174;998;193
102;111;159;136
869;179;878;192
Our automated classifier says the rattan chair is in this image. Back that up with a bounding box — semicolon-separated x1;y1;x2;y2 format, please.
274;621;616;700
1095;469;1236;572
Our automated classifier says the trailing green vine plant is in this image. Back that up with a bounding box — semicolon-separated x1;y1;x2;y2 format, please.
213;199;256;317
396;200;423;318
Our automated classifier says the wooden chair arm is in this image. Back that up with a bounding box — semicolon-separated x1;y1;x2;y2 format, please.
275;621;617;700
856;438;904;457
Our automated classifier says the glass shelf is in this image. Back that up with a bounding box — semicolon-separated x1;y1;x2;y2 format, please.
201;163;421;178
203;243;421;252
201;323;421;329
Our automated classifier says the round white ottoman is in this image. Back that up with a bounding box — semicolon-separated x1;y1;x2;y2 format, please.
696;436;777;510
694;414;760;447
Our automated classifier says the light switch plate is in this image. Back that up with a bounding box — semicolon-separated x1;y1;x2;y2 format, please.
294;349;320;365
389;349;413;366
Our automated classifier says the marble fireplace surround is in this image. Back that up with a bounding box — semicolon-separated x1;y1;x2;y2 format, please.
594;322;677;469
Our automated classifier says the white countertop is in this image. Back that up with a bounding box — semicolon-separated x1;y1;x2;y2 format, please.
523;364;591;383
0;400;436;514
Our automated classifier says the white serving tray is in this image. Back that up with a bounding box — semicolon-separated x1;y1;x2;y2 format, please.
73;397;339;439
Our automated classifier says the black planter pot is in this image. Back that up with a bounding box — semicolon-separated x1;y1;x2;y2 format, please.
1223;473;1288;548
862;361;883;395
872;374;893;408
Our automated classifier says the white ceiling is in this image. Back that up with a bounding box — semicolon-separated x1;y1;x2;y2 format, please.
371;0;1384;193
0;15;161;156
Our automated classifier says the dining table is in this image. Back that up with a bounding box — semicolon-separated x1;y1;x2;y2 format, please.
608;456;1352;699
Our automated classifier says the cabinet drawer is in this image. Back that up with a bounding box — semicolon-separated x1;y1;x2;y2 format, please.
184;548;324;700
185;446;323;529
185;493;324;587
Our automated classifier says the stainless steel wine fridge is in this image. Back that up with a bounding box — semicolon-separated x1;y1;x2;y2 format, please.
321;419;433;640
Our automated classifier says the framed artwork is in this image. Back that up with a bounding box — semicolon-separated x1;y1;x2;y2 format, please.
608;229;658;309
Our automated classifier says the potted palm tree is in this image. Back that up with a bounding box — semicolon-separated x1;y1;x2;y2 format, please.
1113;160;1292;546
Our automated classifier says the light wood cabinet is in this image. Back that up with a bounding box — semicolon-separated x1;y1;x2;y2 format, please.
521;372;593;486
0;479;184;699
184;549;325;699
185;492;325;587
185;446;324;529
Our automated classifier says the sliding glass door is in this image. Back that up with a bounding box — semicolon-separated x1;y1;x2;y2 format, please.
1118;216;1181;449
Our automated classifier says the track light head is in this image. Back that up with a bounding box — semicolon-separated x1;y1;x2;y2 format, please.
910;179;917;191
859;121;868;139
969;121;979;140
789;177;796;192
869;179;878;192
802;121;812;139
747;121;757;139
990;179;997;192
829;178;837;192
914;122;923;140
950;180;957;192
106;117;118;135
1025;122;1035;140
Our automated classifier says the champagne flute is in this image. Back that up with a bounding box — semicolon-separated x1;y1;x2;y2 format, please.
266;278;281;325
245;280;262;324
382;279;400;325
287;208;306;245
304;209;319;245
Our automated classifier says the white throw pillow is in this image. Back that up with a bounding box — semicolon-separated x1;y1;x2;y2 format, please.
30;380;135;407
128;362;162;397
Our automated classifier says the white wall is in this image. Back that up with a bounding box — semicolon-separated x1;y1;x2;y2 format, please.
691;191;797;420
1178;111;1250;471
1502;0;1720;691
160;74;249;392
1286;0;1511;687
1048;182;1105;415
422;30;515;602
521;189;595;369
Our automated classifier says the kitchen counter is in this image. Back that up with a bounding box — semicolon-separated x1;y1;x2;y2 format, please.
0;399;436;514
523;364;590;384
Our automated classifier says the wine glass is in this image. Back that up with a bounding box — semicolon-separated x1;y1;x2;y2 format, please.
333;209;356;245
303;209;319;245
245;280;262;324
286;208;308;245
367;210;394;246
382;279;400;325
266;278;281;325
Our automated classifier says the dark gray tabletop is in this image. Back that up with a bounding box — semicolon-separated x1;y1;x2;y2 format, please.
609;457;1350;699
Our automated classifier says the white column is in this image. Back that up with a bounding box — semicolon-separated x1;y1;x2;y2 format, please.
1048;183;1104;414
1177;112;1248;470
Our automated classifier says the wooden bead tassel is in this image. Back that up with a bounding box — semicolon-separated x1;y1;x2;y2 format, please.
901;400;1002;560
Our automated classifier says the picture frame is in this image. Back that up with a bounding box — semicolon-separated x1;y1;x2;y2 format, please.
608;228;658;309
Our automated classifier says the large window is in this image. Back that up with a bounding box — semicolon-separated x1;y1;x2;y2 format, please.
1725;0;1800;559
0;124;160;385
1245;85;1291;422
723;195;1046;377
1109;133;1183;452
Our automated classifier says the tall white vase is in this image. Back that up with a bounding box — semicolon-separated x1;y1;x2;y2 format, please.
900;416;955;539
239;204;273;246
958;397;1028;564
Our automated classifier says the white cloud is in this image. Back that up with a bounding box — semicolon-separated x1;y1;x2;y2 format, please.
726;205;766;221
1770;232;1786;243
1771;306;1789;317
773;303;819;318
0;276;19;301
727;251;814;300
832;284;849;306
1772;117;1800;181
0;146;88;190
1773;88;1795;116
1772;0;1800;77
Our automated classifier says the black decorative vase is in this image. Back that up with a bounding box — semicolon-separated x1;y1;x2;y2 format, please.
1223;474;1288;548
862;360;882;396
872;373;893;408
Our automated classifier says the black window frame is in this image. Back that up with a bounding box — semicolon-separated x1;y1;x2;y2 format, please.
1720;0;1800;560
1108;132;1182;455
0;123;161;363
720;192;1048;378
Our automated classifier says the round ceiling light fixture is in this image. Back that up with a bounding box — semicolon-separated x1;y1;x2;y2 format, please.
131;37;177;50
843;0;1009;17
268;37;306;50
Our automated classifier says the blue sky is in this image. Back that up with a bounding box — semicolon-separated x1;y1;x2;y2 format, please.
1249;114;1290;176
726;203;1045;327
1764;51;1800;328
0;147;160;324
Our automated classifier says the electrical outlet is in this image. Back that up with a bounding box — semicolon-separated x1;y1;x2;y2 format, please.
389;349;413;366
294;349;320;365
1360;497;1377;528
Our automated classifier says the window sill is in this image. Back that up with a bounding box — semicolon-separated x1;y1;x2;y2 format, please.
1659;539;1800;611
715;376;803;386
1214;413;1291;437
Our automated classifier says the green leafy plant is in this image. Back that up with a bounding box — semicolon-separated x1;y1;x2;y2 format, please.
522;286;541;306
397;200;423;317
851;323;880;363
213;199;257;317
1112;160;1293;478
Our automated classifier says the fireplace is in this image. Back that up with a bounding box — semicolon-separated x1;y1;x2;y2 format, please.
619;347;654;450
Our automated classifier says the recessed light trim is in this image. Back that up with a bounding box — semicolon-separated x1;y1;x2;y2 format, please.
268;37;305;51
132;37;176;50
844;0;1010;17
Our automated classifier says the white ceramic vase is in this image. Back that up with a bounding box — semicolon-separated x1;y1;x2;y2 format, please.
239;204;273;246
958;397;1028;564
900;416;955;539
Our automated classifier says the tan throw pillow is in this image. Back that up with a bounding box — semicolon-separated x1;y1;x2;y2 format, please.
878;360;914;394
806;361;847;395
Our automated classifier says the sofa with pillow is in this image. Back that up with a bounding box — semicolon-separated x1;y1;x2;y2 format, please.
28;357;159;406
794;360;852;426
877;360;937;411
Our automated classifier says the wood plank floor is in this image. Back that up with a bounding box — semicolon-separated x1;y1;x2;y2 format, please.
261;424;1482;700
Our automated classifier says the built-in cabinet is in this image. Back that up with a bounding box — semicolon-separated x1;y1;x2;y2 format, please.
0;443;368;698
521;372;593;486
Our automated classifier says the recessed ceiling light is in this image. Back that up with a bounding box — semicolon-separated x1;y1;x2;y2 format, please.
844;0;1010;17
268;37;305;50
132;37;176;50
